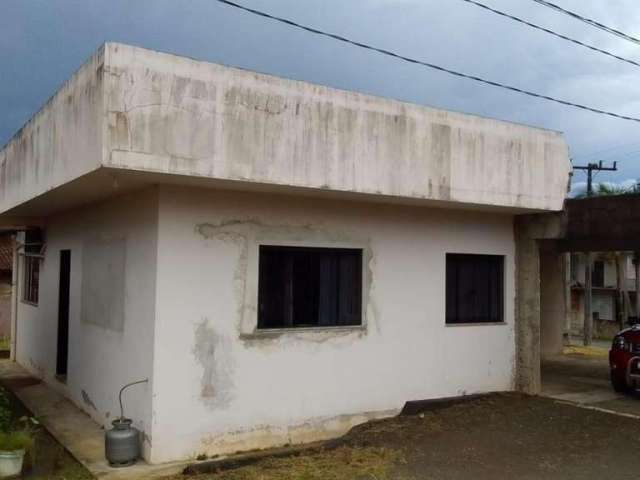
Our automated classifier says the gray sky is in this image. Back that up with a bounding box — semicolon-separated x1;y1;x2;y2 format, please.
2;0;640;189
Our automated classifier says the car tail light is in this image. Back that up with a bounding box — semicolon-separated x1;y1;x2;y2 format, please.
613;335;629;351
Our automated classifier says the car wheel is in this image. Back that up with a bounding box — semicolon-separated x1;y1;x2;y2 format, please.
611;371;629;393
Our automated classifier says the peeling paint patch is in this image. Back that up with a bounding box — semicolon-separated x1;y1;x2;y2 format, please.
195;222;251;329
197;407;399;458
193;319;235;408
195;218;378;339
239;326;367;349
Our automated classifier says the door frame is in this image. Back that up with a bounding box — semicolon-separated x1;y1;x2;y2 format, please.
56;250;71;379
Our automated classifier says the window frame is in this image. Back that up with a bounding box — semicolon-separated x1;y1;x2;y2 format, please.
445;253;506;327
22;254;41;306
240;240;369;335
256;244;364;330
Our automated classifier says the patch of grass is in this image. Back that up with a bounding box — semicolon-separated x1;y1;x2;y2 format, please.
0;384;92;479
175;446;404;480
562;345;608;358
0;336;9;352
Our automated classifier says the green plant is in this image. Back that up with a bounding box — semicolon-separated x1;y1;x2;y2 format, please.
0;388;39;452
0;388;12;433
0;431;34;452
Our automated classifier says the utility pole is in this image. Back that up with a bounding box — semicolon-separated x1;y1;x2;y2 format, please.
573;161;618;345
584;253;593;346
573;161;618;196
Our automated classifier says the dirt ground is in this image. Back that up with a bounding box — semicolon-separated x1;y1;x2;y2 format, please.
1;384;92;479
169;393;640;480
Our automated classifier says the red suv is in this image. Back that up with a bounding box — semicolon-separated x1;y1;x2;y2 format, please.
610;325;640;392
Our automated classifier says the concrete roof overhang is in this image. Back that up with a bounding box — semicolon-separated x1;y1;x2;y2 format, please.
0;167;556;228
0;44;572;223
553;195;640;252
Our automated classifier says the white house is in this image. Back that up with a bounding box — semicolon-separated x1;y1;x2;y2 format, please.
0;43;571;464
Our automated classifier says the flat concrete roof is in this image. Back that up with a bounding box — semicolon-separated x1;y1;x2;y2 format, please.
0;43;572;221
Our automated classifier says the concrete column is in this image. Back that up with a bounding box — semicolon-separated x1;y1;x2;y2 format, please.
634;252;640;318
583;253;592;346
514;212;565;395
540;250;566;357
563;253;572;344
514;217;541;394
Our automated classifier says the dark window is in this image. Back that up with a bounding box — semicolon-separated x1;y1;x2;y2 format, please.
446;254;504;324
258;246;362;329
592;260;605;288
23;256;40;304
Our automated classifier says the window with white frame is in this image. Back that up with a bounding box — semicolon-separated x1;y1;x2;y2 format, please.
257;245;363;329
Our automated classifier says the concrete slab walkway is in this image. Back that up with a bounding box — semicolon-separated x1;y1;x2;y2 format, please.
0;360;186;479
541;351;640;418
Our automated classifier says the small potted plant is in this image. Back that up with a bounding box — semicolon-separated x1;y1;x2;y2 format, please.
0;388;37;478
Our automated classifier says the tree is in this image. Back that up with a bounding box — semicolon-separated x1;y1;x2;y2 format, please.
573;182;640;199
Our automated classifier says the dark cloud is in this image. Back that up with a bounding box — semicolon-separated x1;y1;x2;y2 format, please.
1;0;639;186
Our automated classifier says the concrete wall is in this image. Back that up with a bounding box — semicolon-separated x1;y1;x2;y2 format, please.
570;290;618;336
14;189;158;459
0;43;571;217
149;186;516;463
103;43;570;212
0;47;104;214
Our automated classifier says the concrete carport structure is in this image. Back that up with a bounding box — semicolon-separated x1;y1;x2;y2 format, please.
0;43;571;464
517;193;640;394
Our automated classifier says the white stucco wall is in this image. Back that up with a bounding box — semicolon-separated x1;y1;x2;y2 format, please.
14;189;158;459
149;186;516;463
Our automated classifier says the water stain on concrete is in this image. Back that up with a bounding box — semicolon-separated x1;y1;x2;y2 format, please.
193;319;235;408
81;389;98;411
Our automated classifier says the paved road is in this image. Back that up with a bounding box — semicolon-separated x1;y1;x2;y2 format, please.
542;353;640;417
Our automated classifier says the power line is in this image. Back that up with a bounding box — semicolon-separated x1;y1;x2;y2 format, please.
581;145;640;164
530;0;640;47
460;0;640;69
575;141;640;161
214;0;640;124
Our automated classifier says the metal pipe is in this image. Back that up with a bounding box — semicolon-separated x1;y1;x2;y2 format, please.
10;236;18;361
118;379;149;420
